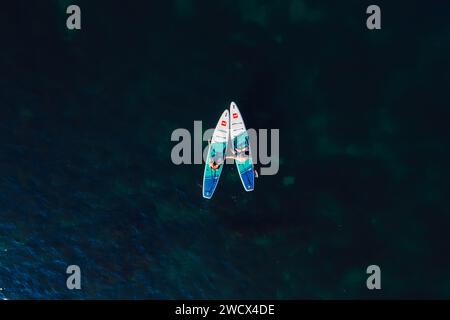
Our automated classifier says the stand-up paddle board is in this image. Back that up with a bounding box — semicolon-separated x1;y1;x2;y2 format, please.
230;102;254;192
203;110;229;199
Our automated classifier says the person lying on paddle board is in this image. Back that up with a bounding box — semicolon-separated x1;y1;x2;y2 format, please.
224;147;259;178
209;157;223;170
207;139;225;170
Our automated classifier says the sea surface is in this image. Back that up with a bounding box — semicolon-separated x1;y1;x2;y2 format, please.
0;0;449;299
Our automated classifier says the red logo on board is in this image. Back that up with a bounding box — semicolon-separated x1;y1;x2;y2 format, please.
233;113;238;119
221;120;227;126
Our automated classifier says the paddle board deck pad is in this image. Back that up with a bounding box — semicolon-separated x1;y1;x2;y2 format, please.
230;102;255;192
203;110;229;199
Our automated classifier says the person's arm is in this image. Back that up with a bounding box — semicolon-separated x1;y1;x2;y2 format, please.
227;155;246;162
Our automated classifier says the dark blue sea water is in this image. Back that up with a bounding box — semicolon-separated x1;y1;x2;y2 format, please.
1;0;450;299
